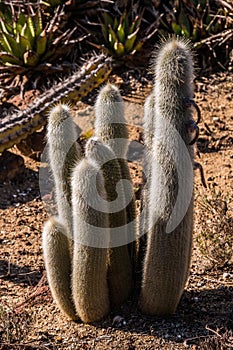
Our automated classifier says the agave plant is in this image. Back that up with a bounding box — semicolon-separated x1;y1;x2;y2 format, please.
171;0;233;67
95;1;158;58
145;0;233;68
164;0;224;40
0;2;80;81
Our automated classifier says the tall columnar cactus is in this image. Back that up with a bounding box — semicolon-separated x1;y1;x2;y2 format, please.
94;84;137;265
42;217;77;320
139;38;195;315
47;104;81;240
71;146;110;323
85;137;133;306
44;104;81;322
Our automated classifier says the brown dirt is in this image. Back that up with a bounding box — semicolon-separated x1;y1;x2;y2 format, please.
0;70;232;349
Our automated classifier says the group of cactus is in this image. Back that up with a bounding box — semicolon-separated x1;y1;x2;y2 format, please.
43;82;136;323
43;37;196;323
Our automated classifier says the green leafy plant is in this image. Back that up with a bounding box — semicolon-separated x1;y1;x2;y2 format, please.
101;10;142;57
145;0;233;68
0;8;46;68
97;2;157;58
0;3;79;80
166;0;232;44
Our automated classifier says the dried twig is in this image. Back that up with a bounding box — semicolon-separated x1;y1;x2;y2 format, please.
0;342;51;350
194;161;207;188
0;270;39;279
14;273;50;312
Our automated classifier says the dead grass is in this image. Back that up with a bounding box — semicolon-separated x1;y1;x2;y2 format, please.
195;189;233;269
0;305;35;346
198;327;233;350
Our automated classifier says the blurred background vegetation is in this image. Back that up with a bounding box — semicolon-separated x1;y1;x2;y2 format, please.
0;0;233;92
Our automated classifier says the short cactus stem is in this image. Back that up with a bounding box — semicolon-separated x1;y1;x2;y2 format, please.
42;217;77;320
71;154;110;323
85;137;133;306
139;37;195;315
47;103;81;240
94;84;128;158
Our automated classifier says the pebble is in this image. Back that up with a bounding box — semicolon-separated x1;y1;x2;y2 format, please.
112;315;127;327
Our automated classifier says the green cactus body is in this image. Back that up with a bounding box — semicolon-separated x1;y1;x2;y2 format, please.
42;217;77;320
47;104;81;240
94;84;137;265
139;38;194;315
71;155;110;323
85;137;133;307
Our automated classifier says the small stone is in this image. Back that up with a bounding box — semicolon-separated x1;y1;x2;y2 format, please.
112;315;126;327
56;336;62;342
223;272;230;279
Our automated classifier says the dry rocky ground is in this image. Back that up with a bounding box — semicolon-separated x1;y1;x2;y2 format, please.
0;69;232;349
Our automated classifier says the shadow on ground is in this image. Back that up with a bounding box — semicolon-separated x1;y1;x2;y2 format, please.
0;259;42;287
96;285;233;346
0;168;40;209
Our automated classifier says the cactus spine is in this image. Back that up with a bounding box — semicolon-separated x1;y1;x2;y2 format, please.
139;38;194;315
143;93;156;154
138;92;155;272
47;104;81;240
71;150;110;323
94;84;137;265
42;217;77;320
142;92;156;227
85;137;133;306
140;93;155;236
